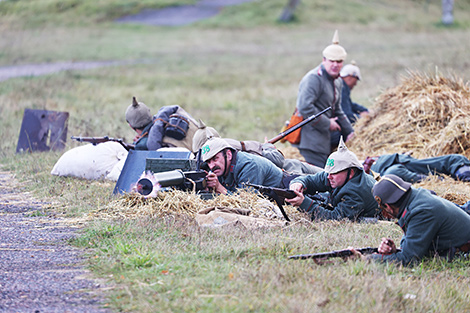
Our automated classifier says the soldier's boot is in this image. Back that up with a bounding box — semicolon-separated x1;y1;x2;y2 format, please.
455;165;470;182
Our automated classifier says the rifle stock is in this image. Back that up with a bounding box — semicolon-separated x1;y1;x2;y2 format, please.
246;183;297;199
289;247;379;260
289;247;402;260
245;183;292;222
268;107;332;144
71;136;135;151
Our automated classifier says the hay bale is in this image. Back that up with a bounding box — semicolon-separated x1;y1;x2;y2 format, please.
350;71;470;160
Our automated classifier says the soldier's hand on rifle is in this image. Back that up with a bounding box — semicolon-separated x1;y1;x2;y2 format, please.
329;117;341;131
378;238;396;255
346;247;367;262
286;182;305;206
206;171;227;195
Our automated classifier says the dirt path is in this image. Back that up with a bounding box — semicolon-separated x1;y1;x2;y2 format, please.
115;0;255;26
0;0;255;82
0;60;137;82
0;171;111;312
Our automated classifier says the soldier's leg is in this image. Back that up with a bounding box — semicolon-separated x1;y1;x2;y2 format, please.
403;154;470;179
382;164;427;183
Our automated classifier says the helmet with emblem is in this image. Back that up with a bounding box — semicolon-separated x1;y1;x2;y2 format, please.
324;137;362;174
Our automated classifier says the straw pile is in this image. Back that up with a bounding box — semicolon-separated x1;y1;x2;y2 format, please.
91;189;308;221
350;71;470;160
414;175;469;205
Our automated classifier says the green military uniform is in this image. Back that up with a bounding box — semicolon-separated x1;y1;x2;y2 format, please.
290;170;378;220
133;122;153;150
218;151;285;194
370;153;470;183
369;187;470;266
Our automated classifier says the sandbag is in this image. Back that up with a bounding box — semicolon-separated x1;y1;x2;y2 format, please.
51;142;128;181
106;157;127;181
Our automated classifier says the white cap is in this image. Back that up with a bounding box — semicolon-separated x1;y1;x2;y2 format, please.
340;62;362;80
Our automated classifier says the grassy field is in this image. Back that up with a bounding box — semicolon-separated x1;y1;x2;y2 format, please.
1;0;470;312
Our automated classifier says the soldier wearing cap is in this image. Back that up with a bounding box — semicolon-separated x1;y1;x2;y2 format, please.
192;123;323;175
365;174;470;265
200;137;294;195
286;137;378;221
339;62;369;124
295;30;355;167
331;62;370;149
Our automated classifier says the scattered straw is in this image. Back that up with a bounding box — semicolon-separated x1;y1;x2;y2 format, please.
414;175;470;205
90;189;308;221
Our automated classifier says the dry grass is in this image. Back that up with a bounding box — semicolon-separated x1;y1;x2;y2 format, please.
350;71;470;160
92;189;308;222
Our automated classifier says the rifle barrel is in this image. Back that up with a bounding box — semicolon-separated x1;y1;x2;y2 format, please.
268;107;332;144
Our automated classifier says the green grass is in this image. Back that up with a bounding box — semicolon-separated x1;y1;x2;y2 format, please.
73;218;470;312
2;0;470;312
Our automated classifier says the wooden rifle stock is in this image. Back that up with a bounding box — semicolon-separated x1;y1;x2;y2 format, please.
245;183;291;222
71;135;135;151
289;247;401;260
268;107;332;144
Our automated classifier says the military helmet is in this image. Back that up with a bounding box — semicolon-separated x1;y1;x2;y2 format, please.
192;120;221;153
322;30;347;61
200;137;232;162
324;137;363;174
125;97;152;129
372;174;411;205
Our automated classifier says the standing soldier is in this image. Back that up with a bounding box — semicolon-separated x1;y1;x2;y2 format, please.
295;30;354;167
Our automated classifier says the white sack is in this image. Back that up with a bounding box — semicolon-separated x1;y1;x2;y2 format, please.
51;142;128;180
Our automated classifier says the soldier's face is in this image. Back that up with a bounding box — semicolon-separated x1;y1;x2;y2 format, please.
207;150;232;177
380;203;396;219
327;170;348;188
342;75;358;89
323;58;343;78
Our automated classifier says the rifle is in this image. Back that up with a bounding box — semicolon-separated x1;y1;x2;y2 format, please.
268;107;332;144
245;183;293;222
289;247;379;260
71;136;135;151
246;183;335;221
289;245;402;260
246;183;297;200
